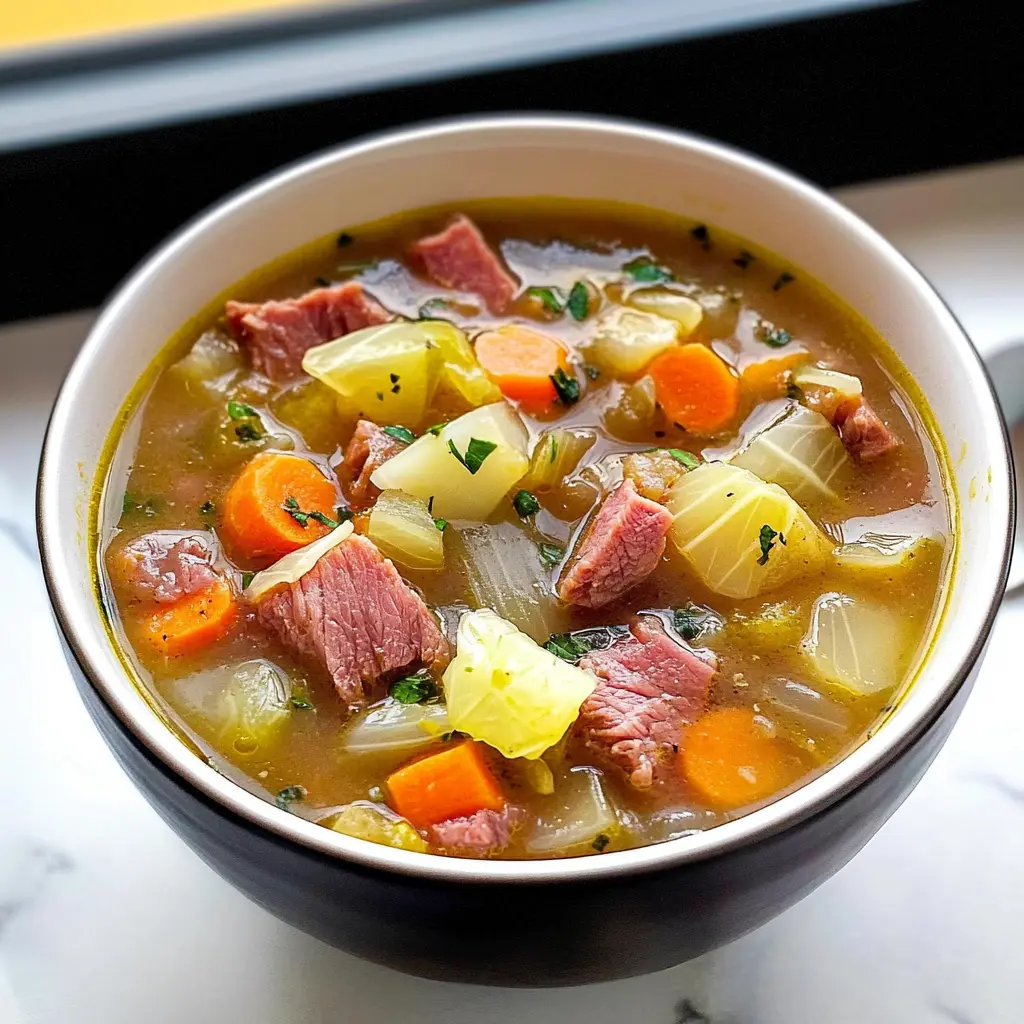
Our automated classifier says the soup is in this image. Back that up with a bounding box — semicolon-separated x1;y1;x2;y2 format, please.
98;202;952;859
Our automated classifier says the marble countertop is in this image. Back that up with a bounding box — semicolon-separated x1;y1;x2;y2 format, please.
4;158;1024;1024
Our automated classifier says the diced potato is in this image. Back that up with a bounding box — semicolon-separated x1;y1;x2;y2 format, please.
587;307;679;376
833;532;942;576
271;378;349;454
627;289;703;335
323;801;428;852
524;428;597;491
244;522;354;603
369;403;530;521
367;489;444;569
422;319;501;407
667;462;829;599
525;767;619;855
603;376;657;439
622;449;687;502
801;592;903;696
443;609;597;760
302;322;445;427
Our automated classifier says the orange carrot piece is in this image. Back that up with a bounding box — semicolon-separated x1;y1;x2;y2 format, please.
740;348;809;400
142;579;237;657
679;707;808;810
221;452;337;561
387;741;505;829
474;325;569;410
649;343;740;434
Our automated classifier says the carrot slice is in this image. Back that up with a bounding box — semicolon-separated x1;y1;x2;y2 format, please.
387;741;505;829
680;707;808;810
142;579;237;657
221;452;338;561
740;348;809;400
649;343;740;434
474;325;568;410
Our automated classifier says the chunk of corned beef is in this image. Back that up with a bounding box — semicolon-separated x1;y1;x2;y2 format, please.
255;534;448;706
410;215;518;314
116;532;218;604
226;281;391;381
429;805;525;856
577;617;716;789
834;400;899;462
557;479;673;609
342;420;407;507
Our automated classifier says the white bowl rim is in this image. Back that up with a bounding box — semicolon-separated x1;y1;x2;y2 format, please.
36;113;1014;885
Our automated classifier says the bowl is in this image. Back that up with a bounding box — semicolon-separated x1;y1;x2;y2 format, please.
37;115;1013;985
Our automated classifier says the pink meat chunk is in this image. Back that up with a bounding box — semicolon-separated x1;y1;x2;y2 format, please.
226;281;391;381
256;534;448;706
835;400;899;462
577;617;716;789
410;215;518;314
117;533;218;604
343;419;407;507
429;805;525;856
557;479;673;609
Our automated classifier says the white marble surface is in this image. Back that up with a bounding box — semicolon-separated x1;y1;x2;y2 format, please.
4;159;1024;1024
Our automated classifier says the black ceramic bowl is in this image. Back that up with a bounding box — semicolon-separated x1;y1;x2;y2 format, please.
37;117;1013;985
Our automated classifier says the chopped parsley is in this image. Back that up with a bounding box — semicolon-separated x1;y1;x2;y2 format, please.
690;224;711;249
583;364;601;380
282;496;339;530
622;256;674;284
786;380;804;401
549;367;581;405
383;424;416;444
391;383;401;394
389;673;436;704
447;437;497;475
290;692;315;711
418;298;451;320
549;436;559;463
309;510;340;528
275;785;307;811
544;626;625;662
762;326;792;348
314;276;331;288
772;271;796;292
375;391;384;401
335;507;354;524
513;489;540;518
433;518;448;532
234;423;263;442
227;400;258;420
666;448;700;469
336;232;354;247
567;280;592;321
526;285;566;314
672;604;723;643
733;249;755;269
757;524;779;565
538;542;565;569
199;499;216;516
425;422;446;437
241;570;255;589
592;832;610;852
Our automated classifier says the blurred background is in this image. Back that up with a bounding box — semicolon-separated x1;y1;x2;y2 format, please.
1;0;1022;325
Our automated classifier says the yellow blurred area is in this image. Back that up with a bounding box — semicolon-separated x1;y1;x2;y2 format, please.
2;0;343;52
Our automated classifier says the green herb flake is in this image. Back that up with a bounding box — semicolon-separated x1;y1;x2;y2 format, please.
382;425;416;445
786;381;804;401
549;436;559;463
583;364;601;380
690;224;711;249
622;256;674;284
772;271;796;292
234;423;263;443
426;422;446;437
672;604;722;643
199;500;216;516
335;507;354;524
526;285;566;314
314;276;331;288
282;496;310;527
390;383;401;394
733;249;755;269
275;785;307;811
567;280;591;321
666;449;700;469
418;298;450;320
538;542;565;569
389;673;436;705
309;510;340;529
448;437;498;475
227;400;258;420
762;326;793;348
336;232;354;247
290;692;315;711
544;626;626;662
757;524;779;566
433;518;448;532
592;833;611;852
375;391;384;401
513;489;540;518
549;367;581;406
241;570;256;589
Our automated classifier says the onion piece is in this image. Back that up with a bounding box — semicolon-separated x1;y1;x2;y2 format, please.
801;592;903;696
448;522;569;642
526;767;618;855
603;376;658;439
341;699;450;756
627;289;703;335
321;801;428;852
757;677;851;734
524;428;597;491
588;307;679;375
792;365;863;399
731;403;850;504
833;532;942;575
367;489;444;570
243;522;353;603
